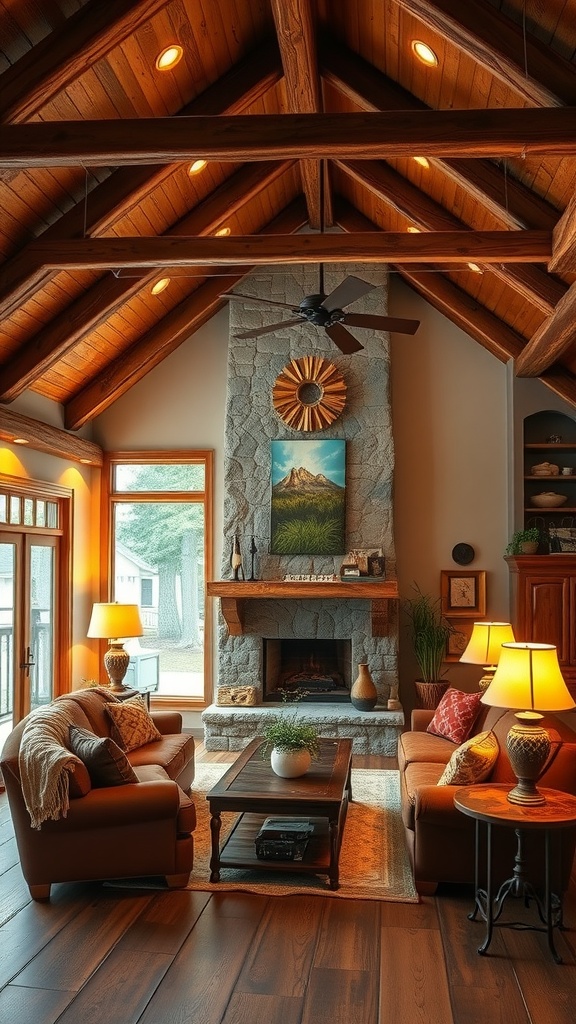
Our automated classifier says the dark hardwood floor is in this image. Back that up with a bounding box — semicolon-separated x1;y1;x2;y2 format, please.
1;745;575;1024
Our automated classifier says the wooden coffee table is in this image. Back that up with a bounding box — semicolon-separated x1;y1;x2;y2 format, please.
206;737;353;890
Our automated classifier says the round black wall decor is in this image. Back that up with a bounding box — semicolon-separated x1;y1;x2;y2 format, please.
451;542;475;566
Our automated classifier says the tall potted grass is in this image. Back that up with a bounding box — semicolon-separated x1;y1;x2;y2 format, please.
404;586;453;708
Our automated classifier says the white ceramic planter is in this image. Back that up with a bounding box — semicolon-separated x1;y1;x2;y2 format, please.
270;747;312;778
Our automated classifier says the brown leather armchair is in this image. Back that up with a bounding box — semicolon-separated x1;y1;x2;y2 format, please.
1;688;196;899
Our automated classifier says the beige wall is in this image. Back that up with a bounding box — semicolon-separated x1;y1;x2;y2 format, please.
8;276;571;717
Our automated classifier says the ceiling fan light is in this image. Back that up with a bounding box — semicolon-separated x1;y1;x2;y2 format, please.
411;40;438;66
155;45;183;71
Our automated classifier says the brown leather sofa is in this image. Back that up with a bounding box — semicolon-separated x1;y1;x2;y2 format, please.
399;705;576;894
0;687;196;899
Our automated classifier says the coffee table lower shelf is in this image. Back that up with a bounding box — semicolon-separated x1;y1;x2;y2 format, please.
216;812;342;888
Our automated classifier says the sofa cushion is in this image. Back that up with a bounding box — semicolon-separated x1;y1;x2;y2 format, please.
127;732;194;781
106;696;162;752
437;730;499;786
427;688;483;744
398;729;455;771
68;725;138;787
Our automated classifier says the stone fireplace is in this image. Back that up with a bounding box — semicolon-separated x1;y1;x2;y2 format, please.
202;262;403;754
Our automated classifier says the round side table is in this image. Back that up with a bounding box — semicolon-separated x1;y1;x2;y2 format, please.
454;784;576;963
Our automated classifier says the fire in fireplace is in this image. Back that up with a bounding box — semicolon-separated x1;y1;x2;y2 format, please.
263;639;352;702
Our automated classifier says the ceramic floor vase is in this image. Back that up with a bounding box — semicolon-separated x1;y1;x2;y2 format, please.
350;662;378;711
270;747;312;778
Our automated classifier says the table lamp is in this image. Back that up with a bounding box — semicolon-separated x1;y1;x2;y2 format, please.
481;642;575;806
87;602;144;692
459;621;516;690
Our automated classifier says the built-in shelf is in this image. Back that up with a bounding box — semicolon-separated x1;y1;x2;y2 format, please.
206;579;399;637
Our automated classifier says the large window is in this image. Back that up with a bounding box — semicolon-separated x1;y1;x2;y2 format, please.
105;452;213;707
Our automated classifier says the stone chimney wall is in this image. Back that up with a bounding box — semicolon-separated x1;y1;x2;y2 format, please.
217;262;398;705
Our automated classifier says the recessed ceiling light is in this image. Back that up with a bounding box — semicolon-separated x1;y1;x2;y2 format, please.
214;226;231;236
407;226;421;233
411;40;438;66
12;437;29;445
155;45;183;71
189;159;207;175
79;458;93;465
468;263;483;274
151;278;170;295
413;156;430;169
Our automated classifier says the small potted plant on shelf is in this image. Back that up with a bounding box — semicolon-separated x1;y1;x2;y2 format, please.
404;585;453;709
505;527;541;555
261;711;320;779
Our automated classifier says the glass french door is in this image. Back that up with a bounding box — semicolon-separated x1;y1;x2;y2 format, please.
0;533;56;738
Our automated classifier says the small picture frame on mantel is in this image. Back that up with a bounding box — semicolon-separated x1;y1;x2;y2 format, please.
440;569;486;618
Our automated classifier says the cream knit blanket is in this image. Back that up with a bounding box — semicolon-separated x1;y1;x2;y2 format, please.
18;700;83;829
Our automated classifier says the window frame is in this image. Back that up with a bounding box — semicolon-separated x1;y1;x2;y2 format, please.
102;450;213;709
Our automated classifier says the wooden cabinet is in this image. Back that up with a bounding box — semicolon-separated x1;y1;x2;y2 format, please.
505;555;576;697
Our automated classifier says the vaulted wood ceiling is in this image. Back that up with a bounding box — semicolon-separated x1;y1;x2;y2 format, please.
1;0;576;449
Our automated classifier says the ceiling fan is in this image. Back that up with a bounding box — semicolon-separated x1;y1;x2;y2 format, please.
222;268;420;354
222;160;420;354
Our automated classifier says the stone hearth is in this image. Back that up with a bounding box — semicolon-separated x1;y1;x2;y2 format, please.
202;703;403;755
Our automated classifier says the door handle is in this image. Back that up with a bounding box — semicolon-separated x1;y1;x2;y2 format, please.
20;646;36;676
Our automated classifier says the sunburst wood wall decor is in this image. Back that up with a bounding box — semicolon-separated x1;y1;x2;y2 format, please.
272;356;347;432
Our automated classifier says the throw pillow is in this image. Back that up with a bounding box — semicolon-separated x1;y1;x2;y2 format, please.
437;730;499;786
106;695;162;752
426;687;483;744
68;726;138;787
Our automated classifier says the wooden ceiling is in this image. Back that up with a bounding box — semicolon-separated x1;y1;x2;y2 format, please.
1;0;576;445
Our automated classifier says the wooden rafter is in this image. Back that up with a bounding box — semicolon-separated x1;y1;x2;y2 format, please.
270;0;324;229
2;109;576;167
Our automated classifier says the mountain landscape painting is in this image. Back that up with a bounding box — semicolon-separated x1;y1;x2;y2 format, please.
271;440;346;555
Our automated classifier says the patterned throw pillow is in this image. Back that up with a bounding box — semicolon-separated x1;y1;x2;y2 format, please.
426;687;483;744
437;730;499;786
106;695;162;752
68;725;138;787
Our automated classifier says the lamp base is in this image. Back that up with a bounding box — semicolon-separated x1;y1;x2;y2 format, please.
478;668;495;691
506;713;550;806
103;642;131;693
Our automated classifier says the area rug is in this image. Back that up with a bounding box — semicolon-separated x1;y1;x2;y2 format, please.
186;764;419;903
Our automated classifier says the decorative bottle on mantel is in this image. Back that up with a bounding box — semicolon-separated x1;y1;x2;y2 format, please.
350;662;378;711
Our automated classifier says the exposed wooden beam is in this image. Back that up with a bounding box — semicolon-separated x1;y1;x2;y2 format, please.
320;36;559;231
338;159;565;314
20;232;553;271
395;0;576;107
515;282;576;376
550;192;576;275
64;199;309;428
0;161;294;401
0;0;172;123
270;0;324;228
0;408;103;466
2;110;576;167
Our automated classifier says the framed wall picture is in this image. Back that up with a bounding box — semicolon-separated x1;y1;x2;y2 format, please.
440;570;486;618
270;438;346;555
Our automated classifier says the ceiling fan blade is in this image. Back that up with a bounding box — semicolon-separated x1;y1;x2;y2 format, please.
321;276;377;312
222;292;297;311
343;313;420;335
325;323;364;354
234;318;303;340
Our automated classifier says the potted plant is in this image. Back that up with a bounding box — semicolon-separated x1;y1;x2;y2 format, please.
505;527;541;555
404;585;453;709
261;713;320;778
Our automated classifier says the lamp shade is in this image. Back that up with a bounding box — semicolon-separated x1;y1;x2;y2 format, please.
87;602;143;640
460;621;516;666
480;642;575;713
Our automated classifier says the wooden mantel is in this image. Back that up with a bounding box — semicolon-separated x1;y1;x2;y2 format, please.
206;579;399;636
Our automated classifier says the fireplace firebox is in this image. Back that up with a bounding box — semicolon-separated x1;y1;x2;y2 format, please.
263;638;352;702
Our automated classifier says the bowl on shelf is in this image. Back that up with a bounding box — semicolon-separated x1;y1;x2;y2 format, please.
531;462;559;476
530;492;568;508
